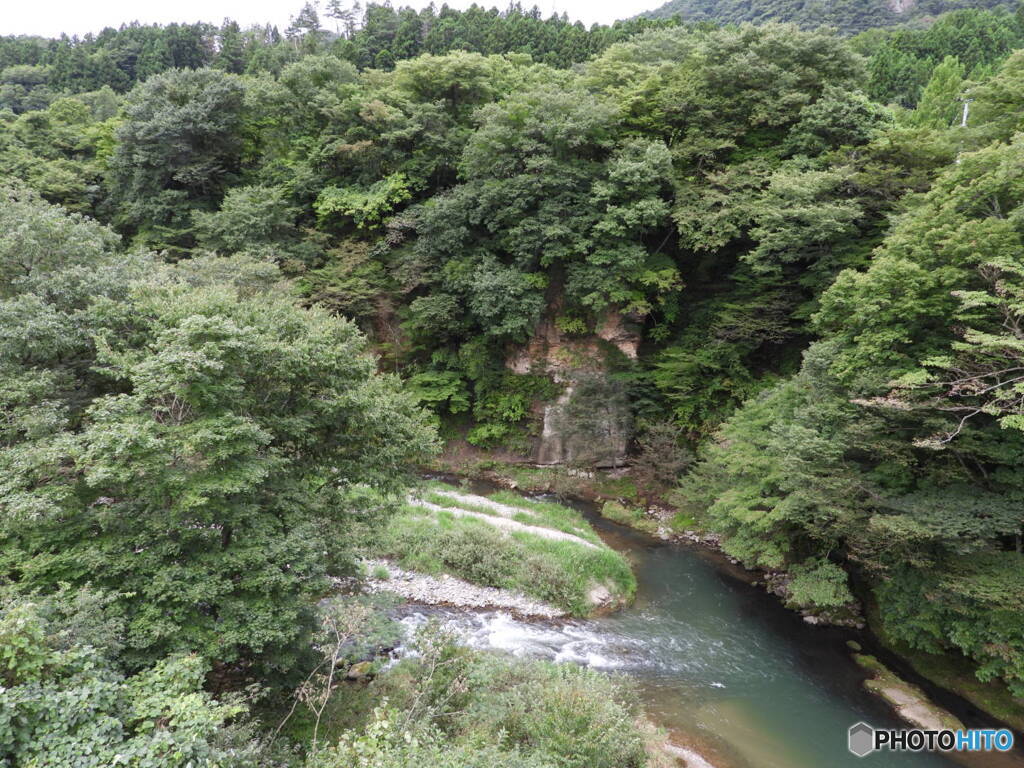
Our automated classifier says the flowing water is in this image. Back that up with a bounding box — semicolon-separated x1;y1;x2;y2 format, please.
398;482;1024;768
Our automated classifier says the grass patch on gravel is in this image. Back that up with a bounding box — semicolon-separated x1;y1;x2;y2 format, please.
367;494;635;616
421;485;601;544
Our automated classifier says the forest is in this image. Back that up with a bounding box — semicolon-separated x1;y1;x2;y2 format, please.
641;0;1014;34
4;0;1024;765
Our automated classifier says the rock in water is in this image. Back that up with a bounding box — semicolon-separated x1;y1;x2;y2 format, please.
346;661;373;680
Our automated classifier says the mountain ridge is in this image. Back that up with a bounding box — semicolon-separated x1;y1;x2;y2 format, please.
638;0;1014;34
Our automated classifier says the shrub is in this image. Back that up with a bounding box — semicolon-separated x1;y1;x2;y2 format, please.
787;558;853;609
435;524;523;586
0;595;259;768
462;657;646;768
354;629;645;768
631;422;694;491
311;705;553;768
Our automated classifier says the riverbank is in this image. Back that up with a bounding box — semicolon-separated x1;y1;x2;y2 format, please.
427;455;1024;742
350;482;720;767
381;479;988;768
862;599;1024;733
357;557;566;618
427;456;861;626
852;650;965;732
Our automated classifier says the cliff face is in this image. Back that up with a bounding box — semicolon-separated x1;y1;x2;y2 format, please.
507;310;640;467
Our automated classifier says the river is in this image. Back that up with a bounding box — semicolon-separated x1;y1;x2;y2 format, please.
398;481;1024;768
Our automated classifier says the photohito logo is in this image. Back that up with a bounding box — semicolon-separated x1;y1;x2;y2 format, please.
848;723;875;757
848;722;1015;757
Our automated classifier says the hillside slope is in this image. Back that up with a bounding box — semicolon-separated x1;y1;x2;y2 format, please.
639;0;1012;34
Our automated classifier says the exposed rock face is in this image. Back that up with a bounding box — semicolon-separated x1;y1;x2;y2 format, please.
536;384;576;465
596;310;641;359
508;309;640;467
887;0;915;12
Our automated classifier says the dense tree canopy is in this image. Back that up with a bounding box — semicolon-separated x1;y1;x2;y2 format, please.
109;68;247;251
688;72;1024;692
0;189;435;675
641;0;1011;35
4;4;1024;761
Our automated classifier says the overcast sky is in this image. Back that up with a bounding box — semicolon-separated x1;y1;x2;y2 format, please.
3;0;647;38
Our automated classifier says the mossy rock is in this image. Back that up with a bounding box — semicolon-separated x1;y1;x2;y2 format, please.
601;501;659;534
346;660;375;680
853;654;963;732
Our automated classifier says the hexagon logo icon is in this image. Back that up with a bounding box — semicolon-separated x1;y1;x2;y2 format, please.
849;722;875;757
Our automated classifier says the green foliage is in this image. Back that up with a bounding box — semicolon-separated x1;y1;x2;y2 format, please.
745;164;863;272
0;190;437;673
312;708;554;768
453;655;646;768
784;86;892;156
651;280;796;433
405;370;471;415
601;500;660;534
0;595;258;768
967;49;1024;144
315;174;412;231
0;94;118;214
786;558;854;609
910;56;965;129
1;21;951;455
110;68;246;252
690;127;1024;697
857;8;1024;107
642;0;1011;36
193;184;302;254
299;239;389;321
877;556;1024;696
0;9;683;101
405;78;677;342
6;0;1024;737
0;184;120;297
632;422;695;490
468;373;559;449
815;137;1024;389
314;628;643;768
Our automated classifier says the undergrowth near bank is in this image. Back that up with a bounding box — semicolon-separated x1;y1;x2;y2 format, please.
299;620;647;768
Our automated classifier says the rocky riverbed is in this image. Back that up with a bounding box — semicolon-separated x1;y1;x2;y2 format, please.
355;558;567;619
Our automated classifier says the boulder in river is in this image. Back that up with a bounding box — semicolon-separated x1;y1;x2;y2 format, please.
346;660;374;680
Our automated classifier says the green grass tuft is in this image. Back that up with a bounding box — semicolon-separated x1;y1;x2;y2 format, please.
600;501;660;534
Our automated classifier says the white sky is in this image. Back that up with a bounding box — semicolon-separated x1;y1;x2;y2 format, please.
2;0;648;38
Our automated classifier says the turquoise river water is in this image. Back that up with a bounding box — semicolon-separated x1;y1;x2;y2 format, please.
398;482;1024;768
